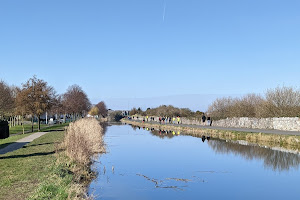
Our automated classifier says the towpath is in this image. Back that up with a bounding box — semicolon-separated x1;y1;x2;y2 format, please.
0;132;47;155
126;120;300;136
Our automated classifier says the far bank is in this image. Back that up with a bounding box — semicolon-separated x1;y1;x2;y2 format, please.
122;119;300;154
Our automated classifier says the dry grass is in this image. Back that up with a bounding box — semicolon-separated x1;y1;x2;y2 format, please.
64;118;105;165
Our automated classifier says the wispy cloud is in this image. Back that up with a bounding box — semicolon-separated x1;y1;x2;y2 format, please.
163;0;166;22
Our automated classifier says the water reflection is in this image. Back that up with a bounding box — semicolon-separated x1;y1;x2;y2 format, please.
135;125;300;172
208;139;300;171
100;122;108;135
89;125;300;200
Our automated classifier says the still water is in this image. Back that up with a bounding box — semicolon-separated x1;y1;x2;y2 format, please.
89;124;300;200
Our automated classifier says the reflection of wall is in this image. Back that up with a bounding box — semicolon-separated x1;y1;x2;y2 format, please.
208;139;300;172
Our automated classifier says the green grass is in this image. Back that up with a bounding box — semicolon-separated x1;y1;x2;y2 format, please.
0;132;35;149
9;124;48;135
0;131;66;200
0;122;95;200
0;123;69;150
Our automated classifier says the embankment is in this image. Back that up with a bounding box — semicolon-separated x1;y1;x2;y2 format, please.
123;119;300;153
28;118;105;200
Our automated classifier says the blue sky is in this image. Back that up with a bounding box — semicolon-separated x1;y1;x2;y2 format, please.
1;0;300;111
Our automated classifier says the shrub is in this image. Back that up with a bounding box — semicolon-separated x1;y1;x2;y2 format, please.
64;118;105;165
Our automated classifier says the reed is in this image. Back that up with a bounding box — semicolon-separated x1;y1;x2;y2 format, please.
64;118;105;165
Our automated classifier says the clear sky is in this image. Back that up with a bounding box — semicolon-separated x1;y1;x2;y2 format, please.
1;0;300;111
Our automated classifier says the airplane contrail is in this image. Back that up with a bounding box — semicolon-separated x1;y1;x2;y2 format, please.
163;0;166;22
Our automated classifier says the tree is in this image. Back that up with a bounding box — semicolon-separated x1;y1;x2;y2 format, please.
89;106;99;116
15;87;28;134
0;81;14;119
95;101;108;117
110;111;123;122
62;85;91;121
263;86;300;117
50;95;65;121
16;76;56;131
130;107;138;115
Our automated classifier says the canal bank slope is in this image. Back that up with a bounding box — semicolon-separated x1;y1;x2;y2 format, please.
122;119;300;153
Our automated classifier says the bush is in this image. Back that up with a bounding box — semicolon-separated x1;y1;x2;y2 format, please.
64;118;105;165
208;86;300;119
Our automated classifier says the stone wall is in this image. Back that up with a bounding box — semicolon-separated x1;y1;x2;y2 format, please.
212;117;300;131
130;115;300;132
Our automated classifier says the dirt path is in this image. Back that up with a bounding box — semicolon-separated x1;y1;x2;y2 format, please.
0;132;48;155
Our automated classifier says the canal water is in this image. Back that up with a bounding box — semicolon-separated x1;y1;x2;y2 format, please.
88;124;300;200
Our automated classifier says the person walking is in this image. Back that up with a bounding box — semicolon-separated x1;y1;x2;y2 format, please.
207;116;211;126
177;116;180;124
202;114;206;126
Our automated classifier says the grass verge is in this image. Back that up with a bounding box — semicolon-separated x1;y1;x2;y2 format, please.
0;123;69;150
0;119;104;200
9;124;48;135
0;131;65;200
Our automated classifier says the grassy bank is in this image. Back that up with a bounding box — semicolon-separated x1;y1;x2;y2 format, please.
9;124;48;135
123;119;300;152
0;131;66;200
0;123;69;150
0;119;105;200
9;123;69;135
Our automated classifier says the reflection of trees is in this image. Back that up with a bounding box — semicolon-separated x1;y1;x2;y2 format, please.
131;125;178;139
208;139;300;172
100;122;108;135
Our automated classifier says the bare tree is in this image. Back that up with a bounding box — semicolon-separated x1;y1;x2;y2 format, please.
95;101;108;117
208;97;235;119
49;95;65;122
62;85;91;121
263;86;300;117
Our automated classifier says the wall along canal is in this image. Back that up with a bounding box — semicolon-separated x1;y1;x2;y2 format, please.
89;124;300;200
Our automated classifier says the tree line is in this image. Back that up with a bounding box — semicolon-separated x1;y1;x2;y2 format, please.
129;105;204;118
128;86;300;120
0;76;107;133
208;86;300;120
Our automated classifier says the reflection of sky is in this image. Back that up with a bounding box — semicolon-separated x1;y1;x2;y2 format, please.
89;125;300;200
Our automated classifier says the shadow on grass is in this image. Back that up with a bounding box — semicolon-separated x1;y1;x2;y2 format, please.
0;151;55;160
22;142;55;148
44;129;65;132
0;142;15;150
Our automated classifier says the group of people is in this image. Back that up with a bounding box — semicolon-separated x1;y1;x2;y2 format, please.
201;114;212;126
158;116;181;124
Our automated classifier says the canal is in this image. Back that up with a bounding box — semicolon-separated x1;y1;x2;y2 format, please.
88;124;300;199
